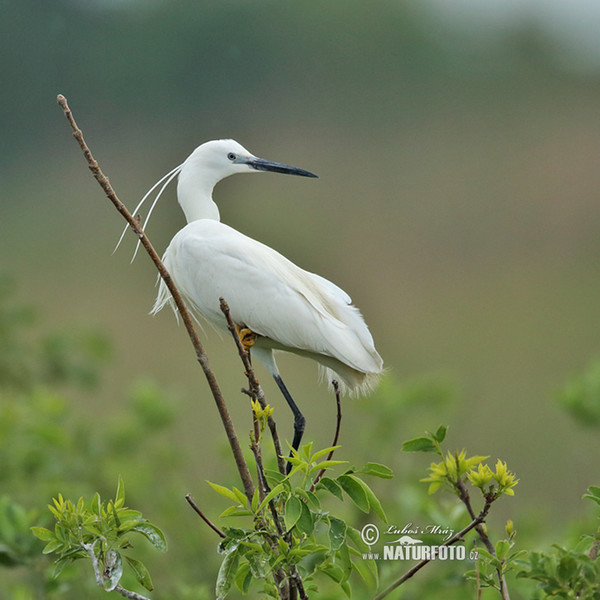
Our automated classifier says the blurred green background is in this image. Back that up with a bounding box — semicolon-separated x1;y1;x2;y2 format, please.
3;0;600;597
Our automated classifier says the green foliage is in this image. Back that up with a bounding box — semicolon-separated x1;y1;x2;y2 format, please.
510;486;600;599
0;496;45;568
32;477;166;593
0;283;184;598
5;278;600;599
403;426;518;500
403;426;521;597
517;543;600;599
206;442;391;599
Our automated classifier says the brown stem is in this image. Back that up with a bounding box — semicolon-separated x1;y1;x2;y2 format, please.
373;498;493;600
310;380;342;493
56;94;255;504
219;297;286;475
454;478;510;600
184;494;226;539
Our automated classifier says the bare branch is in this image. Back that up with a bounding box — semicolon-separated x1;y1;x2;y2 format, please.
373;497;493;600
185;494;226;539
56;94;255;504
310;380;342;492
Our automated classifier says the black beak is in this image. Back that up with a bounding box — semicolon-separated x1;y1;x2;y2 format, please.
246;157;318;178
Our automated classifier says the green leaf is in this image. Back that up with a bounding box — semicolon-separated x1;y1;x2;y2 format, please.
264;469;286;488
284;496;303;532
247;549;270;580
31;526;54;541
305;490;321;511
358;479;387;522
232;488;249;507
219;506;253;518
42;539;61;554
256;483;286;514
359;462;394;479
427;480;444;495
115;475;125;505
131;522;167;552
557;555;579;583
329;517;347;551
583;486;600;505
125;555;153;591
495;540;510;560
434;424;447;443
115;509;143;522
587;485;600;497
318;477;344;501
309;459;347;474
336;543;353;585
337;475;369;513
302;441;314;461
89;492;102;516
234;561;252;594
351;554;378;590
311;445;342;462
296;501;315;536
216;545;240;600
52;557;71;578
346;527;369;553
401;437;437;452
207;482;244;505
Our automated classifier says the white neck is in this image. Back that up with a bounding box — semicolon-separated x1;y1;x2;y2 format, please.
176;165;221;223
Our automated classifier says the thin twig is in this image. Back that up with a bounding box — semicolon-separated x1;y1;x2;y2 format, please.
57;94;255;504
310;380;342;493
373;498;493;600
219;297;286;475
114;584;152;600
454;479;510;600
185;494;226;539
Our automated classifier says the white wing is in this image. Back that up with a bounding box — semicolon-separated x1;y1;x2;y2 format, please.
153;220;382;376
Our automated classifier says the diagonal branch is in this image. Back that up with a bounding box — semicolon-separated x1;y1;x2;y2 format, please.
185;494;226;539
373;497;493;600
56;94;255;504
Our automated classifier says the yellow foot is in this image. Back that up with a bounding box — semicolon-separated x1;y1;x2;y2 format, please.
236;326;256;353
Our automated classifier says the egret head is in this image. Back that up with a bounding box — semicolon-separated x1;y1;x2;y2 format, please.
118;139;317;251
184;139;318;182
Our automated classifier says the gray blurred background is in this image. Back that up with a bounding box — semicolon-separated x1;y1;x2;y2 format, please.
3;0;600;538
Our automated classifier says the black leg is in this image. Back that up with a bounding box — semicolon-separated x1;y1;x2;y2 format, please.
273;374;305;474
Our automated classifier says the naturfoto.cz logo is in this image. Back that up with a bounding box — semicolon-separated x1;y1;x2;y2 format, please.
360;523;477;561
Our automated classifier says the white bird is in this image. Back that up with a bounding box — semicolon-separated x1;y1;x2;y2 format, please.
138;139;383;462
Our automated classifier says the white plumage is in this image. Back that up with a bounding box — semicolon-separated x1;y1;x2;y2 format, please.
144;139;383;455
154;219;382;393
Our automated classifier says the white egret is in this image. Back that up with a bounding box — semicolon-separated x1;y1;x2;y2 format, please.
143;139;383;461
